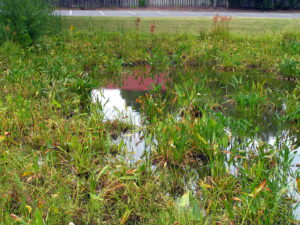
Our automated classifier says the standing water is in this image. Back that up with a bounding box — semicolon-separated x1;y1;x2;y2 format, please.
91;74;168;162
91;71;300;218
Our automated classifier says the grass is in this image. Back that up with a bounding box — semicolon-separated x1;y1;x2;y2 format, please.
0;16;300;224
63;16;300;34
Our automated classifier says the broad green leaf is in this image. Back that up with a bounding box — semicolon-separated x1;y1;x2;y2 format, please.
224;200;234;220
196;134;208;145
34;209;44;225
177;191;190;208
89;193;104;201
0;136;5;142
190;196;202;220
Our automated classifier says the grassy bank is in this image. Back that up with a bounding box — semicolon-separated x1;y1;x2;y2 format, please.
63;16;300;34
0;27;299;224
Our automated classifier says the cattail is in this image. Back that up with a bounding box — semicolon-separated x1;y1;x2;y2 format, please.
150;22;156;34
221;16;232;22
135;17;141;31
211;14;232;35
213;14;219;23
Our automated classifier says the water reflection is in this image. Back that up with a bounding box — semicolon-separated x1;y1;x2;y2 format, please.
91;88;152;164
91;89;143;126
106;73;168;91
92;87;299;165
91;85;300;218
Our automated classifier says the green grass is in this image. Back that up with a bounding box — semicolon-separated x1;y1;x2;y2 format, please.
64;16;300;35
0;23;300;224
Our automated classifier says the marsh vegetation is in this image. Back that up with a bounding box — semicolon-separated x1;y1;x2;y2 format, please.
0;7;300;224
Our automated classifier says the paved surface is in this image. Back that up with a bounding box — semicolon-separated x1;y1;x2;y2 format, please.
56;9;300;18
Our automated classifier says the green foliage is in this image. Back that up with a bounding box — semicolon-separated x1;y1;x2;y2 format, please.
284;85;300;132
0;29;299;224
0;0;61;46
138;0;147;7
228;0;242;8
228;0;299;9
281;32;300;55
255;0;274;9
176;191;203;222
289;0;298;8
279;57;300;79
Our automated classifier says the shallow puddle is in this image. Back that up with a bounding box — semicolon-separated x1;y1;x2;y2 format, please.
91;73;170;162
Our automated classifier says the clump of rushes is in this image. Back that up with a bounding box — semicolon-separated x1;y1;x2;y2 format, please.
138;81;228;166
149;113;229;166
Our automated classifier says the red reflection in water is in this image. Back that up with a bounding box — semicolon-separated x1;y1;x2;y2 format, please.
106;73;168;91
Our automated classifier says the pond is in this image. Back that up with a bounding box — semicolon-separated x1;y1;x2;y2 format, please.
92;69;300;218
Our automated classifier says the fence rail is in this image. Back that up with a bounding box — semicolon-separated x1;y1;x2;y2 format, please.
52;0;139;7
147;0;225;7
50;0;300;8
51;0;226;8
229;0;300;9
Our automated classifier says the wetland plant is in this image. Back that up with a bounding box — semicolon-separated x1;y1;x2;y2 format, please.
0;27;299;224
211;14;232;38
0;0;61;46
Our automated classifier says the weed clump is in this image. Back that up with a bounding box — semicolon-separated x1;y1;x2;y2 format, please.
0;0;61;46
281;32;300;55
278;57;300;80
